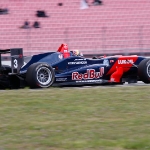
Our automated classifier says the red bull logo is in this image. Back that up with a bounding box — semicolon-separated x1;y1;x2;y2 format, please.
72;67;104;80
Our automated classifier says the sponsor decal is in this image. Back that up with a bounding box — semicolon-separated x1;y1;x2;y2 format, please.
58;54;63;59
20;70;27;74
76;79;103;83
11;55;23;58
64;50;68;53
56;78;67;81
68;61;87;65
118;59;134;64
103;59;109;66
74;58;86;61
21;62;27;68
110;78;115;82
110;60;114;63
72;67;104;80
35;64;49;71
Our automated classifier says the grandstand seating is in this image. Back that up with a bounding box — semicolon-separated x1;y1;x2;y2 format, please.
0;0;150;55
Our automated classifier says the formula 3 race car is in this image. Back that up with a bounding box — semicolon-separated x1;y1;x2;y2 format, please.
0;45;150;89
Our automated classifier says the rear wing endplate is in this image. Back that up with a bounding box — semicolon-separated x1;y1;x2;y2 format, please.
0;48;24;74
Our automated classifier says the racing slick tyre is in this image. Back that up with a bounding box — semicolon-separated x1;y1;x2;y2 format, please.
138;58;150;84
26;62;55;88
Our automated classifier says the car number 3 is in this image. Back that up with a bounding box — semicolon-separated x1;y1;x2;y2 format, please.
14;59;18;68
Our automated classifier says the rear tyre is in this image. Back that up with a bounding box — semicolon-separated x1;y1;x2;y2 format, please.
26;62;55;88
138;58;150;84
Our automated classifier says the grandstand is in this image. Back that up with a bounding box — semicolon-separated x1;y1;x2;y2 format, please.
0;0;150;56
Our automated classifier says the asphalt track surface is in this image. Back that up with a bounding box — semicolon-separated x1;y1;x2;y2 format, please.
0;82;148;92
51;81;149;90
26;82;149;92
123;81;149;86
64;81;149;89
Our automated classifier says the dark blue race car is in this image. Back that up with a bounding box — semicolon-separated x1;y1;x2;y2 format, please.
0;46;150;89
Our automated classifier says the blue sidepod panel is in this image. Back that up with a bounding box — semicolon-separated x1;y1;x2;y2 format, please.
54;64;107;83
52;56;111;83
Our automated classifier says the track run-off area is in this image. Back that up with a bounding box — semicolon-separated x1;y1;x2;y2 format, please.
26;81;150;92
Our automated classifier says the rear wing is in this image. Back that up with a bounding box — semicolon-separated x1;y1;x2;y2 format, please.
0;48;24;74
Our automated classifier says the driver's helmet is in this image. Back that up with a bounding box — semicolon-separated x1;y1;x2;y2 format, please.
57;43;68;53
72;49;83;57
57;43;70;58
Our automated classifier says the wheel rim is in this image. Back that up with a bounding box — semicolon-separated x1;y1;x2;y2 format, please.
37;67;52;86
147;64;150;77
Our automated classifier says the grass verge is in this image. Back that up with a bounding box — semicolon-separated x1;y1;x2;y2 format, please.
0;86;150;150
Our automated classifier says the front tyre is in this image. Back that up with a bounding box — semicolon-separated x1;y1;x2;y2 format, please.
138;58;150;84
26;62;55;88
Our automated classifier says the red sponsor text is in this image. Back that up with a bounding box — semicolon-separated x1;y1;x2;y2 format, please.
72;67;104;80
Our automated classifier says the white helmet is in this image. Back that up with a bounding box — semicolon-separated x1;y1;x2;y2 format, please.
73;50;83;56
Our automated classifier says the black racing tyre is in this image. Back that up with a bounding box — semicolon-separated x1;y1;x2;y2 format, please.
26;62;55;88
138;58;150;84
